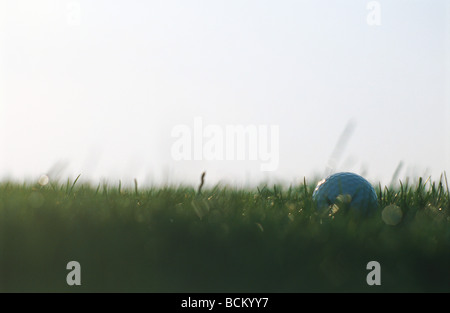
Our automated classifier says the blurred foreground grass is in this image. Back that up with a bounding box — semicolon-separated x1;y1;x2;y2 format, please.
0;177;449;292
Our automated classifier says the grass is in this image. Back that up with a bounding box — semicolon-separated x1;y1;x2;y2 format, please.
0;175;449;292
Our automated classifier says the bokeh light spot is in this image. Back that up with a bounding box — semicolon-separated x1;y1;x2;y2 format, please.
38;175;49;186
382;204;403;226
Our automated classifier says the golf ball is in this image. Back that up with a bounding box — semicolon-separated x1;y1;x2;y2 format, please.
312;172;378;213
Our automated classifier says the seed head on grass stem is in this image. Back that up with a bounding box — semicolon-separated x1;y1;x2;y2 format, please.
198;171;206;195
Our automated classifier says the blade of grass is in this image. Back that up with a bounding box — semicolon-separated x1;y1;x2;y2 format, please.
68;174;81;195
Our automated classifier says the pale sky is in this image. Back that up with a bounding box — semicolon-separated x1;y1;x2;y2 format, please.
0;0;449;187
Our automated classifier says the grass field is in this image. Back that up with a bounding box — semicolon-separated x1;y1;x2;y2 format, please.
0;175;449;292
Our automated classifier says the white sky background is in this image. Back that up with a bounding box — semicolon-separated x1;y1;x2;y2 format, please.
0;0;449;187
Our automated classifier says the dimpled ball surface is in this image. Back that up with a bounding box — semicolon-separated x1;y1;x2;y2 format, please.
312;172;378;213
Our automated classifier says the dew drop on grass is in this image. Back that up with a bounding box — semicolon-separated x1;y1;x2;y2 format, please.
288;212;294;222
